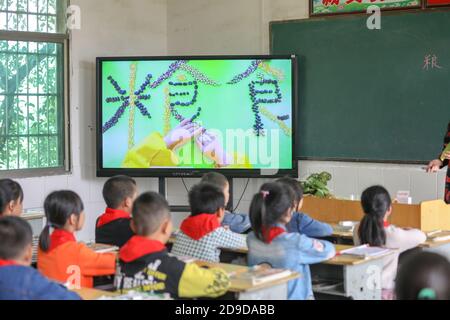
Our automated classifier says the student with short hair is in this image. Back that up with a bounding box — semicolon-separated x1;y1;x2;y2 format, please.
38;190;116;288
96;175;136;247
115;192;230;298
353;185;427;300
277;177;332;237
171;183;247;262
0;179;24;217
395;251;450;300
0;216;81;300
201;172;250;233
247;182;335;300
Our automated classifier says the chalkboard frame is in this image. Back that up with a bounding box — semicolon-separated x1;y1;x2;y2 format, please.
270;8;450;164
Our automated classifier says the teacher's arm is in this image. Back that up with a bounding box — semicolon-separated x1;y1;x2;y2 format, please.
426;126;450;172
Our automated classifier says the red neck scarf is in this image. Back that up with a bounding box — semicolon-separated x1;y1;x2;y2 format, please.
180;214;221;240
49;229;76;251
0;259;18;267
97;208;131;228
262;226;287;244
119;236;166;263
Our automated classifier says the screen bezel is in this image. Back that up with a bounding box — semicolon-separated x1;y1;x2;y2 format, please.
96;55;298;178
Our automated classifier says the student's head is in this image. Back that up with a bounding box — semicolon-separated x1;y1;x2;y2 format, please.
39;190;85;252
0;216;33;266
396;252;450;300
102;175;137;212
0;179;24;217
249;182;295;242
276;177;304;211
358;185;392;247
201;172;229;206
131;192;172;242
189;183;226;222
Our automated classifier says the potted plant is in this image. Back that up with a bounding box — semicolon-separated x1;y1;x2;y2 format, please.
301;171;333;198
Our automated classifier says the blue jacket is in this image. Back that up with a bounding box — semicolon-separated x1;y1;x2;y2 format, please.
287;212;333;238
0;265;81;300
247;224;335;300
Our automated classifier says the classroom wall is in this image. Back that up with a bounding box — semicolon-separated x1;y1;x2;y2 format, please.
11;0;167;240
4;0;447;241
166;0;447;210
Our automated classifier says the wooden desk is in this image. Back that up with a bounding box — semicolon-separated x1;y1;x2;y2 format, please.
72;288;119;300
195;260;300;300
303;197;450;232
419;238;450;260
311;245;397;300
220;244;396;300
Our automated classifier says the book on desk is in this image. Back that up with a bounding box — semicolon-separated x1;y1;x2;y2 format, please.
426;230;450;242
337;245;392;259
230;265;293;286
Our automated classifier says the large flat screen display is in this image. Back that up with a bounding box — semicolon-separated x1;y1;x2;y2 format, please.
97;55;297;177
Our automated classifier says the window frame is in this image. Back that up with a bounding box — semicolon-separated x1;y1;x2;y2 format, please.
0;2;71;178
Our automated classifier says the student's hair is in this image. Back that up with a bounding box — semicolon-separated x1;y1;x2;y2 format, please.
189;183;225;216
396;252;450;300
0;216;32;260
0;179;24;214
132;192;170;236
200;172;228;190
102;175;137;209
39;190;84;252
249;182;294;242
276;177;303;206
358;186;391;247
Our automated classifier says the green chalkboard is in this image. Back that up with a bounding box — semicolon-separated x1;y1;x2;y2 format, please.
271;10;450;162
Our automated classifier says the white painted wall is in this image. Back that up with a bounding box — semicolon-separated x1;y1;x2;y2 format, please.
12;0;167;240
4;0;447;241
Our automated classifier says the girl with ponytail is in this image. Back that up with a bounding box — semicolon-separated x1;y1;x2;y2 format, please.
354;185;427;300
247;182;335;300
37;191;116;289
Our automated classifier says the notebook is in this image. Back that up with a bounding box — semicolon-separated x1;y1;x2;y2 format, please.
334;221;358;233
427;230;450;242
231;265;292;285
339;245;391;259
87;243;119;253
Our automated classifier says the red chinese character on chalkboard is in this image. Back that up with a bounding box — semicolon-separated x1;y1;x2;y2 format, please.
345;0;362;4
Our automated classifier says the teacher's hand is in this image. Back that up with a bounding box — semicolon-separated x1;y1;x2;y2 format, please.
426;159;443;173
443;151;450;160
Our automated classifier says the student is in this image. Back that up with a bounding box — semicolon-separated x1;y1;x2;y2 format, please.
277;177;333;237
171;183;247;262
200;172;251;234
38;190;116;289
395;251;450;300
353;185;427;300
96;175;136;247
247;182;335;300
115;191;230;298
0;179;24;217
0;216;80;300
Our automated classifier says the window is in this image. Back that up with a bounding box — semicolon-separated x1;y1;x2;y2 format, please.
0;0;68;174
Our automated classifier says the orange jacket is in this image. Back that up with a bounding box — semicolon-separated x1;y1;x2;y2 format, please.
38;231;116;288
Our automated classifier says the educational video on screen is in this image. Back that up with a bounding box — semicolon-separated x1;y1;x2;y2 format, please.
101;59;293;170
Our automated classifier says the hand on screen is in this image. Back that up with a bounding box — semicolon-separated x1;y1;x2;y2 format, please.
426;159;443;173
163;119;203;150
196;131;233;167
